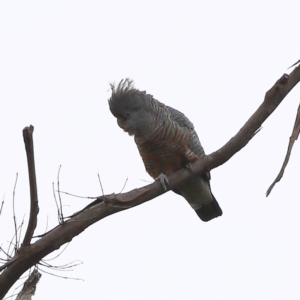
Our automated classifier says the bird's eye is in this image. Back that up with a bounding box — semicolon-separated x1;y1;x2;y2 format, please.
126;112;130;117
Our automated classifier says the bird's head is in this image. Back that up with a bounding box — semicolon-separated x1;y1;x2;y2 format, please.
108;79;154;137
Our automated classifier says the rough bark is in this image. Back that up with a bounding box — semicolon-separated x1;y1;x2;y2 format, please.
16;269;41;300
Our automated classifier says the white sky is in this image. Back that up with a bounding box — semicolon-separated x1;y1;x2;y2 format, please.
1;0;300;299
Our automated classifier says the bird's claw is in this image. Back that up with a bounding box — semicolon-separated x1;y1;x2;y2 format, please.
185;162;195;173
155;173;169;191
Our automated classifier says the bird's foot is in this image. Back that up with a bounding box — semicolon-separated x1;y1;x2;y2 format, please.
184;162;195;173
155;173;169;191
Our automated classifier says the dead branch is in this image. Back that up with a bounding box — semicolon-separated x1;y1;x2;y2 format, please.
22;126;39;247
202;69;299;172
56;165;64;224
0;67;300;298
15;268;41;300
0;195;4;216
266;103;300;196
288;59;300;69
12;174;19;252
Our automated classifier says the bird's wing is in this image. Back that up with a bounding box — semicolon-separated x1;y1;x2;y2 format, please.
166;105;210;181
166;105;205;158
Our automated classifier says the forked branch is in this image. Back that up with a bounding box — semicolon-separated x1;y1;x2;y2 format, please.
1;66;300;298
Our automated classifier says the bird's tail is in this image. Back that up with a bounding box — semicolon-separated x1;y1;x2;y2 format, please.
194;194;222;222
174;175;223;222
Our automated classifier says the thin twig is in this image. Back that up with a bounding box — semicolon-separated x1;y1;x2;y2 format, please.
39;260;82;270
3;293;19;300
0;194;4;216
56;190;97;199
140;178;152;183
44;216;49;236
97;173;105;197
17;219;25;250
37;266;84;281
12;173;18;253
57;165;64;224
6;219;24;258
119;178;128;194
0;247;11;260
7;236;16;259
52;182;61;224
42;243;70;262
288;59;300;69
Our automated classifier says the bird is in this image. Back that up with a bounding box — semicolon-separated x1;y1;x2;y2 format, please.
108;79;222;221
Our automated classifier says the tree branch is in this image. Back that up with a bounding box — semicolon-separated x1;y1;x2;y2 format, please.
204;68;300;172
266;103;300;196
1;67;300;298
16;268;41;300
22;125;39;247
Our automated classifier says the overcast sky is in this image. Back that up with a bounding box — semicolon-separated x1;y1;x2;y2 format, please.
1;1;300;299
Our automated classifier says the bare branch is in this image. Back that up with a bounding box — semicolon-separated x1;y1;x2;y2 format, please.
288;59;300;69
52;182;61;224
15;268;41;300
36;266;83;281
41;243;70;262
266;103;300;196
0;195;4;216
1;68;300;298
55;190;97;199
57;165;64;224
201;67;300;174
0;247;11;261
21;126;39;247
97;173;105;197
39;258;83;273
119;177;128;194
12;174;18;252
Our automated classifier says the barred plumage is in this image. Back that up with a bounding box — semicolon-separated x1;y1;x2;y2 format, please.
109;79;222;221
